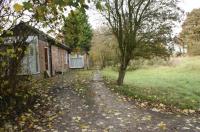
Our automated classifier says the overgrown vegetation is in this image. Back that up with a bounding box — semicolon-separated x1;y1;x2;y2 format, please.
102;57;200;111
0;0;90;129
0;24;37;120
0;70;93;130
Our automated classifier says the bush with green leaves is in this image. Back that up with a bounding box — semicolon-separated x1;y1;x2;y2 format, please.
0;0;89;118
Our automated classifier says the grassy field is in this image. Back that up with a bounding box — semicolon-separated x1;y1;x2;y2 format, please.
102;57;200;110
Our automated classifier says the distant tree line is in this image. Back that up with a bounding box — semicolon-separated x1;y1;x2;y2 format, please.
180;8;200;56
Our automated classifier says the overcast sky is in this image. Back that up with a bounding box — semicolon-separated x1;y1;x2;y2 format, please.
88;0;200;33
179;0;200;12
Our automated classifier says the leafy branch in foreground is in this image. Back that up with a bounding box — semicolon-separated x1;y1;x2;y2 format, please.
0;0;89;123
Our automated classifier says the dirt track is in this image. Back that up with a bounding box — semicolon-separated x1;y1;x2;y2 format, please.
50;71;200;131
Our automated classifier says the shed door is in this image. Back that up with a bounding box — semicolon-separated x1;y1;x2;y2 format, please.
44;47;49;70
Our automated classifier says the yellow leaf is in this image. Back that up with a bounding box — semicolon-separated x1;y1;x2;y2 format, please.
48;115;57;121
80;124;89;129
157;121;167;130
13;3;23;12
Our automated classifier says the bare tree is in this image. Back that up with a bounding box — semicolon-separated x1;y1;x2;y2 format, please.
96;0;182;85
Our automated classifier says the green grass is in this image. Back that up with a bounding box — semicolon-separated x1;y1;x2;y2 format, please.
102;57;200;110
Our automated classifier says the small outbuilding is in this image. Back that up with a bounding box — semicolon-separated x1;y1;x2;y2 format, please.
4;23;71;77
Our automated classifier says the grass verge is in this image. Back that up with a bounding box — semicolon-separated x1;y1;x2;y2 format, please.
102;57;200;112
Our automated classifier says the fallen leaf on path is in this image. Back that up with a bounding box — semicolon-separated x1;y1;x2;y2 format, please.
114;112;121;116
196;127;200;130
72;116;81;122
152;108;160;112
182;127;190;130
157;121;167;130
80;124;89;129
48;115;58;121
141;115;152;121
108;125;114;129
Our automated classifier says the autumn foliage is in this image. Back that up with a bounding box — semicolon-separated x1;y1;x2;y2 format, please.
180;8;200;56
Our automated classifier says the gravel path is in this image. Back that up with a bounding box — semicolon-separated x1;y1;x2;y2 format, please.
89;70;200;132
51;70;200;132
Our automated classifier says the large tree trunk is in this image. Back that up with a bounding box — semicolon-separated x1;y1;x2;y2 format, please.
117;63;127;85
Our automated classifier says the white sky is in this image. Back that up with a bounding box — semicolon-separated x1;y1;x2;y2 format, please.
178;0;200;12
175;0;200;34
88;0;200;33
